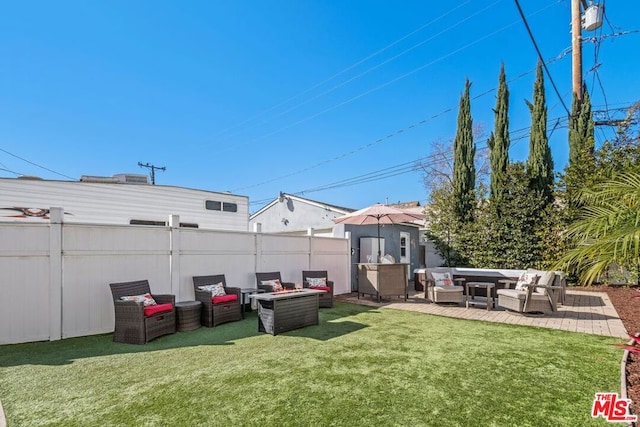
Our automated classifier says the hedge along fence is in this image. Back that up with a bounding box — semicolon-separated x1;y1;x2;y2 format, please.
0;209;350;345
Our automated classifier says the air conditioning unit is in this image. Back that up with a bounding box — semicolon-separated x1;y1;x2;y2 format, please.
113;174;149;184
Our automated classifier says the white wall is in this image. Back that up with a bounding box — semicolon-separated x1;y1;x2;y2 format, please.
0;178;250;231
249;196;347;233
0;214;350;345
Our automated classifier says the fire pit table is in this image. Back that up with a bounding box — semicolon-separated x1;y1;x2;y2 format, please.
249;289;324;335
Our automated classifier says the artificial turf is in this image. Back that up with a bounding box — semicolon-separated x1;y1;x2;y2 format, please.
0;302;623;426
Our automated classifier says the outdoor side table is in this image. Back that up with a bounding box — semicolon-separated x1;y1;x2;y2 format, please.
239;288;265;319
465;282;495;311
175;301;202;331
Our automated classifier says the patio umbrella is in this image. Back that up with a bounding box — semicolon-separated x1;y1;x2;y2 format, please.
333;204;425;262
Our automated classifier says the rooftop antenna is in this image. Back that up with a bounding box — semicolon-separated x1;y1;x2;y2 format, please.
137;162;166;185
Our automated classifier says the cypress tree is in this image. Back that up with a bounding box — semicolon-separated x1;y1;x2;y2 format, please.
453;79;476;223
488;64;510;207
568;86;594;166
566;85;595;209
526;62;554;206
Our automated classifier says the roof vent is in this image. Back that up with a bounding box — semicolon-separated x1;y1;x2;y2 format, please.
113;174;149;185
80;174;149;184
80;175;119;183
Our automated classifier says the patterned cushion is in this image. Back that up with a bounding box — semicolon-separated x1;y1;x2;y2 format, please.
198;282;226;296
212;294;238;304
431;272;454;287
120;293;157;306
307;277;327;288
515;272;540;291
143;303;173;317
261;279;283;292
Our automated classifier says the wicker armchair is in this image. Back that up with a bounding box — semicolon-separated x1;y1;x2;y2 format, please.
302;270;334;308
255;272;295;292
425;268;465;304
192;274;242;327
497;270;563;315
109;279;176;345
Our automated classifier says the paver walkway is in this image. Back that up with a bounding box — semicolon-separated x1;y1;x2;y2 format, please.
336;289;627;339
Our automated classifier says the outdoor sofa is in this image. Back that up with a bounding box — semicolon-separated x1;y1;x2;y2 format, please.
418;267;566;309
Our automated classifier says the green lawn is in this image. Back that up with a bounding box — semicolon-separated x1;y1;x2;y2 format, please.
0;303;624;426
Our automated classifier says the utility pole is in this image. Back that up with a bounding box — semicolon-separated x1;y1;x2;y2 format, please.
137;162;166;185
572;1;604;102
571;0;585;102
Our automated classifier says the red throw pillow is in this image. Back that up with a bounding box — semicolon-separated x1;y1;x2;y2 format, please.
143;303;173;317
213;294;238;304
311;286;331;292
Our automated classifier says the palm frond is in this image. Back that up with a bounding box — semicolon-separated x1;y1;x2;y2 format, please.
556;171;640;284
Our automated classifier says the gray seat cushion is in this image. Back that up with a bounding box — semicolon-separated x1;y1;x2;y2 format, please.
433;285;464;293
497;288;549;301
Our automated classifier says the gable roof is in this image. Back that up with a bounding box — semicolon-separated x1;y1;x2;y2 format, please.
249;192;356;219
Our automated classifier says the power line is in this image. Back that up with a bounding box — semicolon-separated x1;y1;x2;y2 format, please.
0;147;75;180
210;1;474;140
318;99;636;202
582;29;640;44
221;0;562;155
235;46;572;194
249;116;570;206
291;121;566;198
0;157;21;176
514;0;571;115
251;0;503;128
0;166;22;176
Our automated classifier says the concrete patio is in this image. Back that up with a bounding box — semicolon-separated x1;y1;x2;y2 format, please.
337;288;628;339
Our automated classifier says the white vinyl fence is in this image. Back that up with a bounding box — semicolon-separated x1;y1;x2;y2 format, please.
0;209;350;345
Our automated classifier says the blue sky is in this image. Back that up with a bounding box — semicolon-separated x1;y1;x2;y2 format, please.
1;1;637;212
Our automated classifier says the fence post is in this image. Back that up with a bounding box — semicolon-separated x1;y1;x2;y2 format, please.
307;227;314;269
169;215;181;301
49;207;63;341
253;223;262;273
345;231;352;293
